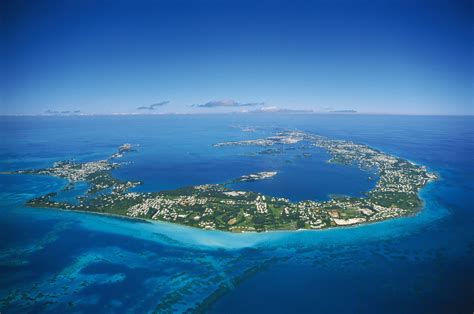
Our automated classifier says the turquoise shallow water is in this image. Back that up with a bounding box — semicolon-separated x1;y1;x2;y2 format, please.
0;114;473;313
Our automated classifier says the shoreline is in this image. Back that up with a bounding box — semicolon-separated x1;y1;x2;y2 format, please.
5;130;439;234
28;182;434;236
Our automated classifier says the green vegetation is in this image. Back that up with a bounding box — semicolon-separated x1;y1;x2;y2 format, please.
6;131;437;232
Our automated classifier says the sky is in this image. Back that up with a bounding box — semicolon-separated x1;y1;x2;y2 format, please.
0;0;472;115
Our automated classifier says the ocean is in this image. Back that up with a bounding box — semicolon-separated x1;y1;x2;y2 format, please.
0;114;473;313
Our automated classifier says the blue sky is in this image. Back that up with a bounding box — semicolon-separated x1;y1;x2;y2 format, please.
1;0;472;115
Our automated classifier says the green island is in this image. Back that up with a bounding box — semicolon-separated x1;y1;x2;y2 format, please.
4;131;438;232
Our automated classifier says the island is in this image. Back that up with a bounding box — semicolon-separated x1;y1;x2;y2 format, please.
234;171;278;182
3;130;438;232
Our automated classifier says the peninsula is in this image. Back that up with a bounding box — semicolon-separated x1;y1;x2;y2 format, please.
5;131;437;232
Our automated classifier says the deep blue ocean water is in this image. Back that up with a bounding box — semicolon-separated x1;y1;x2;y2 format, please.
0;114;473;313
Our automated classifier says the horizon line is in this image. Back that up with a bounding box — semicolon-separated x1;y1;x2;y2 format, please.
0;112;473;117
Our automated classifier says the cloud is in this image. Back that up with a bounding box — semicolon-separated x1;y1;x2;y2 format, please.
137;101;170;110
193;99;264;108
329;109;357;113
314;107;357;113
44;109;82;115
319;107;334;111
249;106;314;114
44;110;59;114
